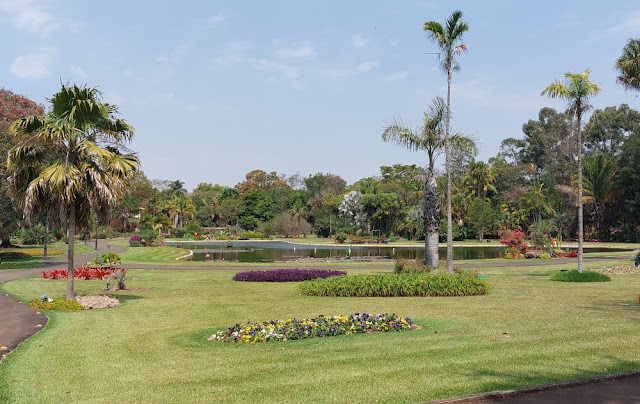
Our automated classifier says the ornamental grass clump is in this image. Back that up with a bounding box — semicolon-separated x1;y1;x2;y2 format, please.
550;270;611;282
299;273;491;297
209;313;413;343
232;268;347;282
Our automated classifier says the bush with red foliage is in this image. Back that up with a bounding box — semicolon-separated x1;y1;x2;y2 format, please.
566;250;578;258
41;267;127;280
498;231;528;255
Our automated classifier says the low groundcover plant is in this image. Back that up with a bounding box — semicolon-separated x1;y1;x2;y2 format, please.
209;313;413;343
232;268;346;282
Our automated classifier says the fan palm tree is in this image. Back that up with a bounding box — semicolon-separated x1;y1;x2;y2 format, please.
382;96;476;268
7;84;139;299
424;9;470;272
541;69;600;272
581;154;619;238
615;38;640;91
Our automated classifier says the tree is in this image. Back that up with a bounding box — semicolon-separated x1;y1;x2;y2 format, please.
615;38;640;91
424;9;470;273
8;83;139;299
339;191;366;234
584;104;640;155
542;69;601;272
581;154;619;238
463;161;496;199
382;96;476;268
168;193;196;229
468;197;496;241
0;89;45;247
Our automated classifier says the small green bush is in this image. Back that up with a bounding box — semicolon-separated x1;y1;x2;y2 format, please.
540;253;551;260
0;251;32;260
29;297;84;310
299;273;491;297
394;259;466;274
550;270;611;282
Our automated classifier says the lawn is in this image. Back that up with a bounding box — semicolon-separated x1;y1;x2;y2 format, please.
0;242;94;271
1;257;640;403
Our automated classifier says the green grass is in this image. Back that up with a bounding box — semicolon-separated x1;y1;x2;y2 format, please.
1;260;640;403
551;269;612;282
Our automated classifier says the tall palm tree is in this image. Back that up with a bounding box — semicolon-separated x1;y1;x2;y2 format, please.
168;193;196;229
615;38;640;91
7;84;139;299
382;96;476;268
541;69;600;272
424;10;469;273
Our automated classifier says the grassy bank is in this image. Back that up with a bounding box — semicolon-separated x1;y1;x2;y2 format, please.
1;260;640;403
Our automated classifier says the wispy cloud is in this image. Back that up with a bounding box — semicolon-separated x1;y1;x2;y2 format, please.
71;66;88;79
155;44;189;64
326;60;379;78
385;71;408;81
254;59;300;80
209;12;225;27
606;10;640;33
10;48;56;79
211;41;256;67
0;0;72;37
275;43;317;59
352;34;369;48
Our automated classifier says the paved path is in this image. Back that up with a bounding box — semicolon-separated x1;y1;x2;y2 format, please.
0;240;125;362
2;242;639;402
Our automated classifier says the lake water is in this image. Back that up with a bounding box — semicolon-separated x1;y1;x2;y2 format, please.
164;241;631;263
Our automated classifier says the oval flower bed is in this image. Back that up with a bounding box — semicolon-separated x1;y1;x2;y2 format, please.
232;268;346;282
209;313;413;343
42;267;127;280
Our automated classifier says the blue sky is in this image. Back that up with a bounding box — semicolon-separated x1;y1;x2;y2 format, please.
2;1;639;191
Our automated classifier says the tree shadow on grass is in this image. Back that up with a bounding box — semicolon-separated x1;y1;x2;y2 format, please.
465;356;640;397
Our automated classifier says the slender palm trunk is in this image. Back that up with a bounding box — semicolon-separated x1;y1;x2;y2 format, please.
66;205;76;300
424;171;440;267
576;112;584;273
445;68;454;273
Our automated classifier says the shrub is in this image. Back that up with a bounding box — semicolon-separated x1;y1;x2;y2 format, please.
550;270;611;282
299;273;491;297
335;232;347;244
41;267;126;280
540;252;551;259
29;297;84;311
86;253;121;267
238;231;264;239
184;223;203;235
20;224;55;245
394;259;465;274
209;313;413;343
233;268;346;282
566;250;578;258
0;251;32;260
498;230;528;255
139;229;157;245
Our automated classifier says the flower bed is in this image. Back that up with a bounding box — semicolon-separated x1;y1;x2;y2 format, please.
209;313;413;343
232;268;346;282
592;265;640;275
42;267;127;280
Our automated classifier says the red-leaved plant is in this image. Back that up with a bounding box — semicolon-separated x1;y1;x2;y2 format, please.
498;231;528;255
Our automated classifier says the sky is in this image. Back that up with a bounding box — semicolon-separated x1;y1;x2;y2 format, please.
2;0;639;192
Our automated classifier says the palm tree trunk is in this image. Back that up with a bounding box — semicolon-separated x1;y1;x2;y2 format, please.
66;205;76;300
577;112;584;273
445;68;454;273
424;171;440;267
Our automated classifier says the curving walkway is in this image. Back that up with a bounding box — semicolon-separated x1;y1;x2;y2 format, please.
1;243;639;402
0;240;125;362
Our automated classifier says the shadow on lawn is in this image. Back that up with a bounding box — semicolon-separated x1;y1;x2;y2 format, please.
466;356;640;395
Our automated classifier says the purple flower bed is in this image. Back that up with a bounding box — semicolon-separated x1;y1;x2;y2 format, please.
233;268;347;282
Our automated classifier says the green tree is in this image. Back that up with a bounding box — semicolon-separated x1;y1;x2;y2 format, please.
463;161;496;199
615;38;640;91
8;84;139;299
168;193;196;229
424;9;470;273
581;154;619;238
382;96;476;268
542;69;601;272
585;104;640;155
468;197;496;241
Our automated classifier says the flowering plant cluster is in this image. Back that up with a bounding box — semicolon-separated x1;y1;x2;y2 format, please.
209;313;413;343
592;264;640;275
232;268;347;282
128;234;142;242
42;267;127;280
